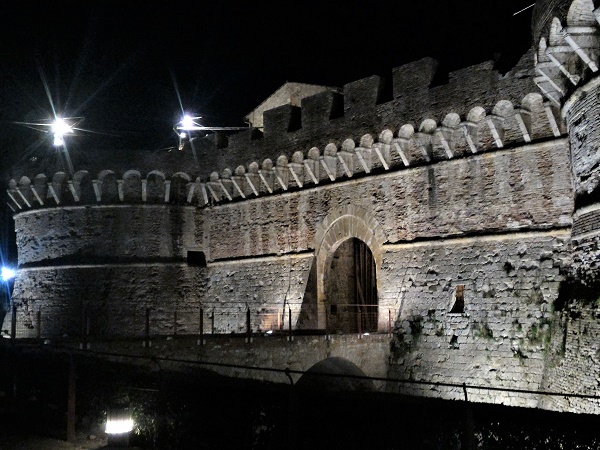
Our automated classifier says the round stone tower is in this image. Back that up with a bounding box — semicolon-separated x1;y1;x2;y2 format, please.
532;0;600;280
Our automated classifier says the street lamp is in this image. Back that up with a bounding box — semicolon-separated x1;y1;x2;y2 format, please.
173;114;253;151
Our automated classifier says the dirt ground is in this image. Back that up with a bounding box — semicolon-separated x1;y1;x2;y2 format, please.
0;434;106;450
0;433;145;450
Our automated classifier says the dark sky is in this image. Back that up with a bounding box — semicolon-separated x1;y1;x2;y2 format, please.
0;0;535;265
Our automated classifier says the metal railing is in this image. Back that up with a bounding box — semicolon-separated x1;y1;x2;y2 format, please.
3;301;397;344
326;304;381;334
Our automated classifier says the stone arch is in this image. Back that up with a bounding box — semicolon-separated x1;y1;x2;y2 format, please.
567;0;596;27
295;357;375;391
146;170;166;203
312;205;386;329
32;174;48;204
379;129;394;144
276;155;288;167
98;170;119;203
492;100;515;118
307;147;320;160
324;143;337;156
292;151;304;164
122;170;142;202
419;119;437;134
442;112;461;128
537;37;550;64
549;17;564;47
359;134;374;148
398;124;414;139
170;172;192;204
50;172;69;204
17;176;32;207
73;170;95;204
522;92;545;111
467;106;486;123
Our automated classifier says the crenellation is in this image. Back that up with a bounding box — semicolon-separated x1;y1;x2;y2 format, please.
343;75;384;117
392;57;439;98
301;90;343;130
263;104;301;137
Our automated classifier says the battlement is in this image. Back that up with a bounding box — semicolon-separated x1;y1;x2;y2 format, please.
7;90;565;212
6;50;540;189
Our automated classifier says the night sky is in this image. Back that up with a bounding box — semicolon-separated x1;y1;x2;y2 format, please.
0;0;535;266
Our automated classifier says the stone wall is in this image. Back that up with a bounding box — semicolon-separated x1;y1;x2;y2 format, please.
539;298;600;414
382;231;569;408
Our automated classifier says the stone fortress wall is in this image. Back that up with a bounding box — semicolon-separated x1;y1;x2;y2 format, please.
6;0;600;415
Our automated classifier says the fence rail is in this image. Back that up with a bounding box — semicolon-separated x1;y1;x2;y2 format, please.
2;301;397;343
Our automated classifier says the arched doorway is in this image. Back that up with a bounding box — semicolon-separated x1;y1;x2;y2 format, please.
311;206;386;331
324;238;378;333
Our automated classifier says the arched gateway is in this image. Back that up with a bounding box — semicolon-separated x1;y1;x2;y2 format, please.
311;205;387;331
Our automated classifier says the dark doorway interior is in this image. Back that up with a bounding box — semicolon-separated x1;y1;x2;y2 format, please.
325;238;378;333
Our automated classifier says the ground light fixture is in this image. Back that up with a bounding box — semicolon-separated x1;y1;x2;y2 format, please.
106;406;134;447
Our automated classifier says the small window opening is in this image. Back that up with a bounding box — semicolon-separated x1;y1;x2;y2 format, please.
187;251;207;267
449;285;465;313
330;304;338;315
449;334;459;349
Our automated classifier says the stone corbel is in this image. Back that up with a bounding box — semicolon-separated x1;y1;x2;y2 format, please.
68;181;79;202
460;121;478;153
230;175;246;199
206;181;222;202
392;137;411;166
218;179;233;201
288;162;303;188
186;182;196;203
258;170;274;194
92;180;101;202
244;173;260;196
435;127;454;159
47;183;60;204
30;186;44;205
6;189;22;209
543;102;562;137
354;146;372;173
274;165;288;191
337;151;354;177
141;179;147;202
414;132;432;162
16;187;31;208
561;29;599;72
164;180;171;203
303;159;319;184
486;115;505;149
514;109;532;143
372;142;390;170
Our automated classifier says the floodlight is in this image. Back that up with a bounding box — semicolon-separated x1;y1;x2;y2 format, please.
180;114;196;130
1;267;15;282
105;407;134;434
51;117;73;147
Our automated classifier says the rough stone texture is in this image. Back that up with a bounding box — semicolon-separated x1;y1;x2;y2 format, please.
382;231;568;408
14;205;198;266
564;80;600;198
10;0;600;417
539;301;600;414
